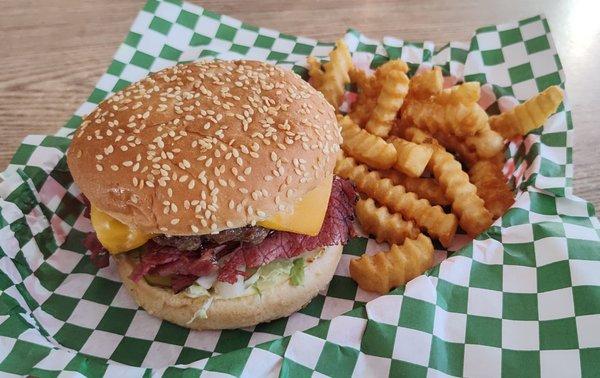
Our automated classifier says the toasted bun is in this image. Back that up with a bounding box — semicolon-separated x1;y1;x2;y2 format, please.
67;60;340;235
114;245;342;330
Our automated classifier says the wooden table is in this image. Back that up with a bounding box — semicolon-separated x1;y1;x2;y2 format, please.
1;0;598;208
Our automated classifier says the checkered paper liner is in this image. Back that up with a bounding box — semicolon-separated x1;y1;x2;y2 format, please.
0;1;599;376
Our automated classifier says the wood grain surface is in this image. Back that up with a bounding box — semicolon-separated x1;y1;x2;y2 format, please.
1;0;598;207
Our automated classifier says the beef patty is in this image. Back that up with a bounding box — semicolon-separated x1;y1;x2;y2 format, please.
152;226;271;251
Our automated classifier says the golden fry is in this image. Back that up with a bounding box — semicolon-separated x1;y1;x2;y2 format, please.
402;126;437;145
403;124;502;165
349;99;376;126
402;93;488;137
339;115;397;170
429;130;479;168
348;67;379;126
390;137;433;177
375;59;409;81
319;39;353;110
427;81;504;158
349;67;379;95
469;160;514;218
335;156;457;246
489;85;564;139
404;132;493;236
356;198;420;245
366;69;409;137
380;169;450;206
349;234;434;293
433;82;481;105
406;66;443;102
465;128;505;159
306;56;324;88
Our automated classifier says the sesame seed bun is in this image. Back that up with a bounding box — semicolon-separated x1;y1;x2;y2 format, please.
67;60;340;235
114;244;342;330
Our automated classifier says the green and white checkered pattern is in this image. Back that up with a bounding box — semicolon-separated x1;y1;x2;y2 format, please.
0;1;598;376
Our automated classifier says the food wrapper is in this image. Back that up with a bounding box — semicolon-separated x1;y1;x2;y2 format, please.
1;1;599;376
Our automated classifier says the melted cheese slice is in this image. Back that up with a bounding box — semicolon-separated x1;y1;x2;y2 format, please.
257;175;332;236
90;177;332;253
90;206;151;254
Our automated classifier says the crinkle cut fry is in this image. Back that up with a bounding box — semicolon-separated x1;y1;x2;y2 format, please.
390;137;433;177
380;169;450;206
339;115;397;170
402;98;489;137
366;69;409;137
374;59;409;80
403;127;494;236
335;156;457;247
465;128;506;159
469;160;515;218
489;85;564;138
348;67;379;126
405;66;443;102
306;56;324;88
349;234;434;293
356;198;420;245
433;82;481;105
426;130;479;168
319;39;353;110
434;82;504;158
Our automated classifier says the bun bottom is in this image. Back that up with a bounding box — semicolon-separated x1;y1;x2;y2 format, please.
114;244;343;330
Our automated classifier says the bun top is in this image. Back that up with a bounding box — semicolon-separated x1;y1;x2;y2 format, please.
67;60;340;235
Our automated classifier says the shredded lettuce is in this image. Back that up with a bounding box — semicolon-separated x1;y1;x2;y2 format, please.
290;258;305;286
185;256;309;304
253;260;293;293
185;284;210;298
187;297;213;323
244;269;261;290
213;276;246;298
185;257;310;323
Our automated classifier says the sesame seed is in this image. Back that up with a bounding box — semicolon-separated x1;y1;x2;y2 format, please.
171;218;180;225
96;164;103;172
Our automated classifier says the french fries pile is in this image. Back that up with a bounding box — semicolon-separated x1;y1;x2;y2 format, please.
308;40;564;294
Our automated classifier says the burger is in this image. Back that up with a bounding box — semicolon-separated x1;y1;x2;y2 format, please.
67;60;356;329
